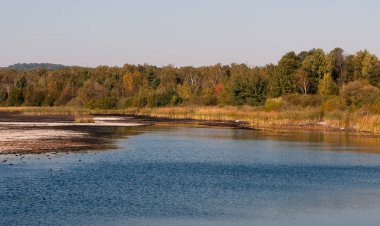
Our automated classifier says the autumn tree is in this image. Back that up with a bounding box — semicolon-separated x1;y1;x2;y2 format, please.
297;68;310;94
24;85;46;106
123;71;142;96
318;73;339;96
340;80;379;110
1;47;380;111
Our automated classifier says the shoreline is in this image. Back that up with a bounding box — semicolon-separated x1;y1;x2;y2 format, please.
0;112;148;154
1;106;379;136
1;108;380;155
124;114;380;138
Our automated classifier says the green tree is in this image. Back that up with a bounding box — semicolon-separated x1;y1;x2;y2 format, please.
7;87;24;106
301;49;329;94
220;64;268;106
352;50;379;83
269;52;300;97
327;48;345;82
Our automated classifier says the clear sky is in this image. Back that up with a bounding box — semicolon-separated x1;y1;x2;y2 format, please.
1;0;380;67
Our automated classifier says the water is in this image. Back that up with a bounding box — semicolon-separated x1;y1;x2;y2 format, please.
2;126;380;226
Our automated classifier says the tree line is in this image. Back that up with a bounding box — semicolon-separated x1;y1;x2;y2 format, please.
1;48;380;112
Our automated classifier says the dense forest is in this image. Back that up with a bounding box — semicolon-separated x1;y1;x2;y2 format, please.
5;63;66;71
1;48;380;113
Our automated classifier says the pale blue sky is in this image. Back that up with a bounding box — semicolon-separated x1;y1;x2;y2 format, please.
1;0;379;67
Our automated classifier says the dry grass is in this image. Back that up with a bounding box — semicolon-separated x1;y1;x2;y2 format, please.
2;106;380;134
74;115;95;123
348;113;380;133
123;106;322;125
0;106;89;115
124;106;380;133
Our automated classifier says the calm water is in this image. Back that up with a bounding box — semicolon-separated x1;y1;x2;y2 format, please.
2;126;380;226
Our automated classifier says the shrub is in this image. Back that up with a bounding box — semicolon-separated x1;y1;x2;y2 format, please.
369;98;380;114
85;96;117;109
340;80;380;110
264;98;284;111
147;89;178;108
321;96;342;112
132;94;148;108
170;95;182;106
282;93;323;108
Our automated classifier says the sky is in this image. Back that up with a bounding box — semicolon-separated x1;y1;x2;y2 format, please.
1;0;380;67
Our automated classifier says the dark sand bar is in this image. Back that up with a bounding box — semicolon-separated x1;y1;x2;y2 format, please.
0;112;145;154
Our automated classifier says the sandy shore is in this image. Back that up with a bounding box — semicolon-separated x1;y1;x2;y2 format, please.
2;111;376;155
0;113;146;154
0;127;93;154
0;111;256;154
0;128;86;142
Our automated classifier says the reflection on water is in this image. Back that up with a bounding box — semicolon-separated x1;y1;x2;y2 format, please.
138;126;380;153
1;126;380;226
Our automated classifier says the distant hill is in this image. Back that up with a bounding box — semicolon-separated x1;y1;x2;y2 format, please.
5;63;66;71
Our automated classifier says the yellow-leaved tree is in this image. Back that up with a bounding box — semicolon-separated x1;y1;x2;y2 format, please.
123;71;142;96
318;73;339;96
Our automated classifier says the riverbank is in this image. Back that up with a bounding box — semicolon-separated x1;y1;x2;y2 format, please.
0;109;254;155
1;106;380;135
1;106;380;155
121;107;380;136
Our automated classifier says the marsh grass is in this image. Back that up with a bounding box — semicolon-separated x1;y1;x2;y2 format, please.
74;114;95;123
0;106;89;115
1;106;380;133
126;106;380;133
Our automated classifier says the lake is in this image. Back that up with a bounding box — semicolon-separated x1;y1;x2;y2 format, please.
1;126;380;226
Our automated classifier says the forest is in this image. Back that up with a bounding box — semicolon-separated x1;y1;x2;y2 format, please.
1;48;380;115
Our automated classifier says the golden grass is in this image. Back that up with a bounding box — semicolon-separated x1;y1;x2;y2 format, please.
0;106;89;115
126;106;380;133
74;116;95;123
73;112;95;123
122;106;322;125
2;106;380;133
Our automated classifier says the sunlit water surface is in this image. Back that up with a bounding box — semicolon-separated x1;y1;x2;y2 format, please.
2;127;380;226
